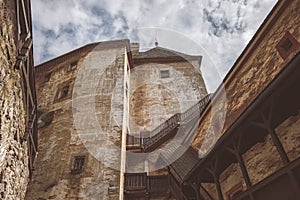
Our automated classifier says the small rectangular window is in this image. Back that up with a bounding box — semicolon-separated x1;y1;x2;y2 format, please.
68;61;77;71
71;156;85;173
43;73;51;83
281;39;293;52
276;31;300;60
108;181;119;194
54;80;74;103
160;70;170;78
58;85;69;99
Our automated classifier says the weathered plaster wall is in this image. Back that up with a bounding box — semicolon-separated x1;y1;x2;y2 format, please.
0;1;30;199
129;61;207;134
26;42;129;200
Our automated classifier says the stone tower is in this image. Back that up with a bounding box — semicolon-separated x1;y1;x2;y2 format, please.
129;43;207;135
25;40;207;199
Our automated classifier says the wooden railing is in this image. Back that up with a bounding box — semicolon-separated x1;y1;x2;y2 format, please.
180;93;213;122
124;173;169;196
126;134;141;149
141;93;213;152
124;173;147;192
148;175;169;195
141;113;181;151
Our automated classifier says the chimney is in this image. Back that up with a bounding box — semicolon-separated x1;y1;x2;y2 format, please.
130;43;140;56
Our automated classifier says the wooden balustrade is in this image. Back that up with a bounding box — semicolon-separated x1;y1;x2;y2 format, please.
140;93;213;152
124;173;169;197
124;173;147;192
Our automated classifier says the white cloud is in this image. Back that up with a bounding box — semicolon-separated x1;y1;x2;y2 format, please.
31;0;277;90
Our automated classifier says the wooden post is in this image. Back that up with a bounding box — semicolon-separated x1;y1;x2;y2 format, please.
269;128;289;164
250;101;289;165
207;159;223;200
214;174;223;200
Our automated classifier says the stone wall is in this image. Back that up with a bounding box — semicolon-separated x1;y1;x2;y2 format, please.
201;111;300;199
242;134;283;186
192;0;300;157
219;163;245;199
26;41;129;200
276;111;300;162
27;41;208;199
0;0;30;199
129;61;207;134
195;1;300;199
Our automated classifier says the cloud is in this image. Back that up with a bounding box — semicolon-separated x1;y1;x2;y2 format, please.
31;0;277;90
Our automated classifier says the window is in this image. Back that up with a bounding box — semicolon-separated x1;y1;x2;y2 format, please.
68;61;77;71
276;31;300;59
281;39;293;52
58;85;69;99
71;156;85;173
160;70;170;78
108;181;119;194
38;111;55;128
42;73;51;83
54;79;74;103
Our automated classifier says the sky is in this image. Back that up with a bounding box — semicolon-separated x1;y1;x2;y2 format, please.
31;0;277;91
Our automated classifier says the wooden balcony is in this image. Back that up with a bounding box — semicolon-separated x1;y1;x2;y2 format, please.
126;134;141;150
124;173;169;199
125;173;147;193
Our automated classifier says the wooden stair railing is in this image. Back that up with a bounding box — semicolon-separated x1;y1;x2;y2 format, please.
140;93;213;152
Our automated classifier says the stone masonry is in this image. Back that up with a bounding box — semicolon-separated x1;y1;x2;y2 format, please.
25;41;208;199
25;41;129;200
0;0;30;199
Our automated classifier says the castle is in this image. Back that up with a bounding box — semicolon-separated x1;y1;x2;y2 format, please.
0;0;300;200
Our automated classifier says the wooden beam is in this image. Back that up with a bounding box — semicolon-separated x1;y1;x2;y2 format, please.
225;137;255;200
236;151;252;188
269;129;289;165
287;171;300;197
214;174;223;200
232;140;252;189
207;164;223;200
250;104;290;165
20;0;29;34
199;183;214;200
15;0;20;41
233;157;300;199
20;61;35;106
188;182;201;200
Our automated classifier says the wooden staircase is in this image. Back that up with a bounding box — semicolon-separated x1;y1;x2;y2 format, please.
141;93;213;152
